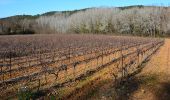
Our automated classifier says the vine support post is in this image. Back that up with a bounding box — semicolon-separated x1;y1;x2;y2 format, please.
90;49;93;70
73;65;76;80
2;56;5;82
137;48;140;67
45;72;48;84
102;49;104;66
109;52;111;62
97;56;99;68
73;62;79;81
167;47;169;67
121;45;124;79
37;78;41;92
69;45;71;64
0;60;3;82
9;51;12;78
63;65;68;81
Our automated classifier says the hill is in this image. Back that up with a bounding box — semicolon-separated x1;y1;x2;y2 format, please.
0;5;170;36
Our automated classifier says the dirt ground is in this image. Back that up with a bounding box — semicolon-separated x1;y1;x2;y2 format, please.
130;38;170;100
70;38;170;100
7;38;166;100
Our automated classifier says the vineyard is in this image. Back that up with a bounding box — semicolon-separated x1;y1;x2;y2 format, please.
0;34;164;99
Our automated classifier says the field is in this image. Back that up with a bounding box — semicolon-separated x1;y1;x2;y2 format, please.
0;34;164;99
74;39;170;100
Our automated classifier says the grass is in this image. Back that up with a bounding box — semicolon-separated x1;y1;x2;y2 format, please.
139;74;158;86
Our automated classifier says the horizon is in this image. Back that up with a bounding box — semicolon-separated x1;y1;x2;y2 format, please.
0;0;170;18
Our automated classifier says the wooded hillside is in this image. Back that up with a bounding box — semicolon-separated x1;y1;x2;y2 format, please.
0;6;170;37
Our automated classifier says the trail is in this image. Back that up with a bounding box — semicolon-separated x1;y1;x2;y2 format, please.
130;39;170;100
139;39;170;76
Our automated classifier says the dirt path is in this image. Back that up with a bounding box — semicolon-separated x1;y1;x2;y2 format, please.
140;39;170;75
130;39;170;100
85;39;170;100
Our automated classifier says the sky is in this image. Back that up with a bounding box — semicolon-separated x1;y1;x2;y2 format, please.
0;0;170;18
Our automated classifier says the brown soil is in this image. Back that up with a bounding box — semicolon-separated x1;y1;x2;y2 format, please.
130;39;170;100
68;39;170;100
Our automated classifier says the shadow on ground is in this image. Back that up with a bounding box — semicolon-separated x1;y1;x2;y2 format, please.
113;63;147;100
154;82;170;100
26;61;170;100
114;67;170;100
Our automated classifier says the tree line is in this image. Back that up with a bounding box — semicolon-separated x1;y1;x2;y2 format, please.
0;6;170;37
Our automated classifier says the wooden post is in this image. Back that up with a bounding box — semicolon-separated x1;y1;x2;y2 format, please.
102;49;104;66
0;60;2;81
69;46;71;64
137;48;140;67
73;64;76;80
97;56;99;68
37;78;41;91
2;56;5;82
9;51;12;78
45;73;47;84
167;48;169;67
121;46;124;78
73;62;79;80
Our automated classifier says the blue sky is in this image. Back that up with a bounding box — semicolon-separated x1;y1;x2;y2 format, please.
0;0;169;18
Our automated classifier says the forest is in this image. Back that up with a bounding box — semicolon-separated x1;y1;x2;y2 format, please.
0;5;170;37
